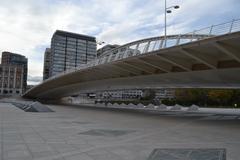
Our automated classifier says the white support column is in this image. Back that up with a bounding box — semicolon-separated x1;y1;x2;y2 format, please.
122;48;129;59
213;42;240;63
107;53;113;63
133;43;140;56
143;41;151;53
114;50;121;61
152;40;157;51
159;39;164;49
176;35;181;45
179;49;217;69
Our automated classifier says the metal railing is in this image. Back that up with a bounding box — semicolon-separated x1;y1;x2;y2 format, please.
45;19;240;82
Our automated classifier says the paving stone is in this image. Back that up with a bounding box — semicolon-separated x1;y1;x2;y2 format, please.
78;129;134;137
87;149;123;160
64;153;95;160
3;144;32;160
0;101;240;160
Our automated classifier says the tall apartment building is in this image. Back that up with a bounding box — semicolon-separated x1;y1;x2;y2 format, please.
49;30;96;77
0;65;24;95
43;48;51;80
1;52;28;92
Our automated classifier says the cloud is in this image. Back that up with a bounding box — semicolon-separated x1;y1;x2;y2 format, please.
28;75;43;85
0;0;239;85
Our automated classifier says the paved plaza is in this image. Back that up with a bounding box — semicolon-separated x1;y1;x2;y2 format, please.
0;102;240;160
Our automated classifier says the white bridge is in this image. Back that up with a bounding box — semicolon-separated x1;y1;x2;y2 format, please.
24;19;240;99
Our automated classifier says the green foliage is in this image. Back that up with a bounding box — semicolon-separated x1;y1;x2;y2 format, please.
165;89;240;108
207;89;234;106
161;99;176;106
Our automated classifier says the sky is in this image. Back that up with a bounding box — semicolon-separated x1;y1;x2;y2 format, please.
0;0;239;85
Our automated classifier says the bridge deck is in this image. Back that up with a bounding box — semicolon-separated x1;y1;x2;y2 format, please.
24;31;240;99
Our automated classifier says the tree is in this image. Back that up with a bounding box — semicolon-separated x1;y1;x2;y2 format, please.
175;89;208;106
207;89;234;106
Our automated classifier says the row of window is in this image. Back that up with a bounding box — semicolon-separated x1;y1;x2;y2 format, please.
53;52;95;58
53;57;89;62
53;57;89;61
54;37;96;44
53;44;96;50
0;90;21;94
52;62;88;68
53;48;95;54
54;41;96;47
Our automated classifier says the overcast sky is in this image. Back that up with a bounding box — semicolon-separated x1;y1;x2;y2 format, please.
0;0;239;85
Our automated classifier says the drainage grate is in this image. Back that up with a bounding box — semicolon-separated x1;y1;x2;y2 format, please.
79;129;134;137
147;148;226;160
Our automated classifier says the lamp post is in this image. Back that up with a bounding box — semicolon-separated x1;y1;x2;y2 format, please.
164;0;180;47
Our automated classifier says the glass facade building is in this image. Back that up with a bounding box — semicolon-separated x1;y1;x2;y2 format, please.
49;30;96;77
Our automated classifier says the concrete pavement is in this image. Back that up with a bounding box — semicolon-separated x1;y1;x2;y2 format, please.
0;102;240;160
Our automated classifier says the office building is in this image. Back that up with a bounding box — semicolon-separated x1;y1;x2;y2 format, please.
0;64;24;95
1;52;28;92
49;30;97;77
96;90;143;100
43;48;51;80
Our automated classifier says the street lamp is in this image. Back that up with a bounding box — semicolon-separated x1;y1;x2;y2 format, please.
164;0;180;47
